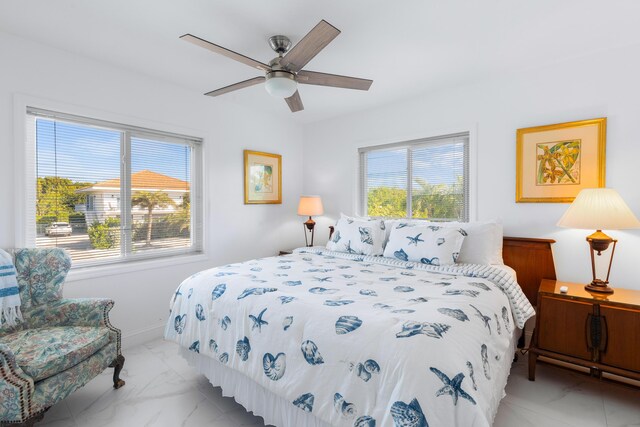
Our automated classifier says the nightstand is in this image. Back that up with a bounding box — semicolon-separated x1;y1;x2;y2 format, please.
529;279;640;383
278;250;293;256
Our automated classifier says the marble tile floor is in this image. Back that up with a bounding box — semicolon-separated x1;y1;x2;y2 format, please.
39;339;640;427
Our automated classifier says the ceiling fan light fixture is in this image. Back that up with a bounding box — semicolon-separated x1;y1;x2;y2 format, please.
265;70;297;98
181;20;372;112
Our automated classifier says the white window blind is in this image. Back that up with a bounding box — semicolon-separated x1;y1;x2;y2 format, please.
359;133;469;221
26;107;203;267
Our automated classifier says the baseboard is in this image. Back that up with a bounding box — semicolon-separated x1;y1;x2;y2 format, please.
121;323;165;350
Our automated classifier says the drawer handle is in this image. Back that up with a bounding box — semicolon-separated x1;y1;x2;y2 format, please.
599;316;608;353
586;313;595;350
586;314;608;352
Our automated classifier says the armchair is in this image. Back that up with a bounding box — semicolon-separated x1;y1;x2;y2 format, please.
0;248;124;426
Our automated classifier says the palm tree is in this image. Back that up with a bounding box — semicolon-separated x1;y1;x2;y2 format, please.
177;194;191;234
168;193;191;235
412;177;464;220
131;190;176;246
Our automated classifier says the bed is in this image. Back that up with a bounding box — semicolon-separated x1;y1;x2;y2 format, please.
164;221;556;427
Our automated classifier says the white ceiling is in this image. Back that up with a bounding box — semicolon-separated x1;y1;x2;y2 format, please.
2;0;640;124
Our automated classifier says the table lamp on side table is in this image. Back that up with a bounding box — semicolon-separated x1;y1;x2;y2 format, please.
557;188;640;294
297;195;323;247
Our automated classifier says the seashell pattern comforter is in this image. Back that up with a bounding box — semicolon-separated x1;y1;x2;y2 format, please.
165;248;535;427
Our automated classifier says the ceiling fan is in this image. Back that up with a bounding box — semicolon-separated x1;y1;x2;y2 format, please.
180;20;373;113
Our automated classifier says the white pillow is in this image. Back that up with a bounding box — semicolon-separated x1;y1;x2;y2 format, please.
382;219;429;247
381;218;504;264
454;221;503;265
382;219;399;245
425;220;503;265
327;216;386;256
381;218;503;264
383;223;465;266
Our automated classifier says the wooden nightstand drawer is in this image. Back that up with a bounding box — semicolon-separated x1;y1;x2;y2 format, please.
538;296;592;360
599;305;640;372
529;279;640;384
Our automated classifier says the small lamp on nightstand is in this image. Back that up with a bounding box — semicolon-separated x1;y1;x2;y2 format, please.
557;188;640;294
297;195;323;247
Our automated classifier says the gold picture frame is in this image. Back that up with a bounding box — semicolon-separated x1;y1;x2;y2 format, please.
516;118;606;203
244;150;282;204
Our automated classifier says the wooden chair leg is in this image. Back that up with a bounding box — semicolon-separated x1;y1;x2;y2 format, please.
112;354;126;389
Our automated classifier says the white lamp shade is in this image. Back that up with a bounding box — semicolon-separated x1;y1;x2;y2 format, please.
265;76;298;98
557;188;640;230
298;196;323;216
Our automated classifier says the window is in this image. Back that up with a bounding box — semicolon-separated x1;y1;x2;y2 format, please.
359;133;469;221
27;107;203;267
86;195;96;211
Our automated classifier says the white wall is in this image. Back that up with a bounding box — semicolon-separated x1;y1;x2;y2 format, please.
4;28;640;346
0;32;305;345
303;43;640;290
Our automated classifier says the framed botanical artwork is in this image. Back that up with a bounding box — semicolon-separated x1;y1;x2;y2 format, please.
244;150;282;204
516;118;606;203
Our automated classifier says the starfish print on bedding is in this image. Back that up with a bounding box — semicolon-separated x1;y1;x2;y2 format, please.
406;233;424;246
345;240;357;254
429;367;476;406
249;308;269;332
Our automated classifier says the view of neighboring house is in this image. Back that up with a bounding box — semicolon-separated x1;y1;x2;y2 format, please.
75;170;190;223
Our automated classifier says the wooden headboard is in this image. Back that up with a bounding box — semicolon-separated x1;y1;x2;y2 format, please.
328;226;556;306
502;237;556;306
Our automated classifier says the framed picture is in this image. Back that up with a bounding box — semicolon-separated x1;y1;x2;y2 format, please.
244;150;282;204
516;118;606;203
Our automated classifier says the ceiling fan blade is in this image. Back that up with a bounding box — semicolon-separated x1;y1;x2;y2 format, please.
280;20;340;72
204;76;265;97
298;70;373;91
285;90;304;112
180;34;270;72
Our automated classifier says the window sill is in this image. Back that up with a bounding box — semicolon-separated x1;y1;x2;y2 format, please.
66;252;209;283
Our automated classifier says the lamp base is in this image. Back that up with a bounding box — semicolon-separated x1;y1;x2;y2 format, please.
585;279;614;294
585;230;617;294
303;217;316;247
586;230;613;255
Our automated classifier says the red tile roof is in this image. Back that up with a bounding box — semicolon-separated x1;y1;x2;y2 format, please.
79;170;189;192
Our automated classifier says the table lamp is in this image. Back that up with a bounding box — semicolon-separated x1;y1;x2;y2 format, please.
557;188;640;294
297;195;323;247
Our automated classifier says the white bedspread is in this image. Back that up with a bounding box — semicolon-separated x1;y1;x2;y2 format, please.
164;248;534;427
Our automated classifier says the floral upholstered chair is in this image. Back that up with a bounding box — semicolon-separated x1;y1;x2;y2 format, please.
0;248;125;426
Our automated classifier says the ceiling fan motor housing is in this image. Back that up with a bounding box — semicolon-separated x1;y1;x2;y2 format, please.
268;35;292;55
266;70;296;81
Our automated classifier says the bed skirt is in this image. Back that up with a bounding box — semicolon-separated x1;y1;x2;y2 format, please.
181;347;332;427
179;326;520;427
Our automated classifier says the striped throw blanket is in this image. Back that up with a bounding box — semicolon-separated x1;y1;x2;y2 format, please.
0;249;22;326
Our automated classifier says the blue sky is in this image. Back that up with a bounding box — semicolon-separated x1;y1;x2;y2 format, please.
36;119;191;183
36;118;459;189
366;143;464;188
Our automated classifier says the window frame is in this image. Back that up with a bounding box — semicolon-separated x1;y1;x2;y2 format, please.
358;131;473;221
15;97;206;277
